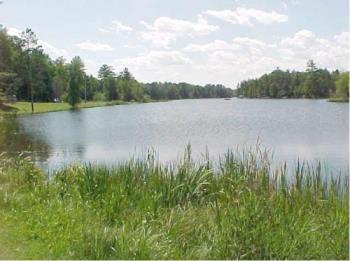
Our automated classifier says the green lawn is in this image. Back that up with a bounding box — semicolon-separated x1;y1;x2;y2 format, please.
0;100;130;115
0;99;169;115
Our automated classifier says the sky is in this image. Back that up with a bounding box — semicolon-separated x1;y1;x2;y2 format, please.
1;0;349;88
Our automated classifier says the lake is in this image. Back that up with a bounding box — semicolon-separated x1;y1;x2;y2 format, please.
1;98;349;175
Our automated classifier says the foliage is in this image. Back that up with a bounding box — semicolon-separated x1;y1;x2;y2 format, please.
98;64;116;79
52;57;69;100
0;148;348;259
118;68;144;101
334;72;349;101
144;82;233;100
237;60;338;99
0;29;18;103
93;92;107;102
0;72;19;103
67;56;84;107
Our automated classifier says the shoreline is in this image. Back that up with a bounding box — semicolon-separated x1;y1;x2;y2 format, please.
1;96;348;116
236;96;349;102
328;97;350;102
0;99;169;116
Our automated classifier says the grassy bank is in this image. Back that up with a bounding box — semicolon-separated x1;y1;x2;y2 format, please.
0;99;170;115
0;100;134;115
0;148;348;259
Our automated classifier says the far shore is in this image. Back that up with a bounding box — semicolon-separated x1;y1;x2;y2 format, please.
1;96;348;116
236;96;349;102
328;97;350;102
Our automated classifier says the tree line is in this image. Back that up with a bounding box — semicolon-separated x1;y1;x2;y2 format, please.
0;27;234;111
145;82;233;100
236;60;349;100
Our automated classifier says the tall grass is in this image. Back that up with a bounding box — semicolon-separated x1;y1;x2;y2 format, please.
0;146;348;259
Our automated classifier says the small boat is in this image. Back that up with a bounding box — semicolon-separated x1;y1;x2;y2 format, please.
224;98;231;100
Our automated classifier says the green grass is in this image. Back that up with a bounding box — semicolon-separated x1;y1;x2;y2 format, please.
0;101;132;115
0;99;169;115
0;147;348;259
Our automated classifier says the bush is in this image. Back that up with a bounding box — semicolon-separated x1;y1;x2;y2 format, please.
93;92;107;101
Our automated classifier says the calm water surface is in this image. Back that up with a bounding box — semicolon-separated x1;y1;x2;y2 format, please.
1;98;349;174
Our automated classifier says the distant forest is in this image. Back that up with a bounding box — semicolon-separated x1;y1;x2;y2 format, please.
0;27;233;106
144;82;233;100
236;60;349;100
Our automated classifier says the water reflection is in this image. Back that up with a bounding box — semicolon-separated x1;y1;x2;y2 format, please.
0;115;51;165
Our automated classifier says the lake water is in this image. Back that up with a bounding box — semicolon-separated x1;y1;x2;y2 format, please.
1;98;349;175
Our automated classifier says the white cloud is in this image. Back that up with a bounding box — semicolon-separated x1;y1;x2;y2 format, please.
184;40;240;52
140;15;219;48
98;20;133;33
183;37;282;85
278;30;349;70
112;20;133;32
204;7;288;26
7;27;68;59
98;27;110;33
75;41;113;51
38;40;68;58
83;58;100;75
112;50;193;82
184;37;274;54
7;27;21;37
334;32;349;47
232;37;274;48
123;30;349;87
114;50;192;68
280;29;316;49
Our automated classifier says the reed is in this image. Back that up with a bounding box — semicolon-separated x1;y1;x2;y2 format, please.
0;147;348;259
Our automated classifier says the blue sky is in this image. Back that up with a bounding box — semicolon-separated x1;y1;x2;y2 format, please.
1;0;349;87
